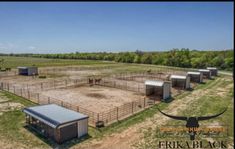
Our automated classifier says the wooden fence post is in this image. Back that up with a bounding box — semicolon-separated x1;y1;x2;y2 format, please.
132;102;134;114
116;107;119;121
7;83;9;91
77;106;79;112
144;97;146;108
37;93;39;103
28;90;30;99
41;83;43;91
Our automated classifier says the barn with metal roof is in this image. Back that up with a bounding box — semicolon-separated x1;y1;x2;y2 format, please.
207;67;218;76
145;80;171;101
198;69;211;79
170;75;190;89
18;66;38;76
187;71;203;83
23;104;89;144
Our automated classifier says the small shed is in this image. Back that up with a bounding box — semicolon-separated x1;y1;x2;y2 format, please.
170;75;190;89
145;80;171;100
207;67;218;76
198;69;211;79
23;104;89;144
18;66;38;76
187;71;203;83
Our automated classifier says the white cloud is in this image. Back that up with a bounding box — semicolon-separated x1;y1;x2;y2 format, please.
0;42;16;49
28;46;36;50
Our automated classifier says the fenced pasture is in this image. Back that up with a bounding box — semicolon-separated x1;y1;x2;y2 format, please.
0;64;199;127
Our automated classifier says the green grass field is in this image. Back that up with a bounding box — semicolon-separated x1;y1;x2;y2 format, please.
0;56;115;68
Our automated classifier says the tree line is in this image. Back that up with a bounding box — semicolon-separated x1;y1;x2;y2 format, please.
1;48;233;71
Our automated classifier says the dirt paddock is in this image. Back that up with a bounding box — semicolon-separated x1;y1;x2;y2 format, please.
39;84;144;113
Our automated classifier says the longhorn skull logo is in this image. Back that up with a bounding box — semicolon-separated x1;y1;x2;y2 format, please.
158;108;227;140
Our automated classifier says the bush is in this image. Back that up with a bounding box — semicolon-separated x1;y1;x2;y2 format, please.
38;75;46;79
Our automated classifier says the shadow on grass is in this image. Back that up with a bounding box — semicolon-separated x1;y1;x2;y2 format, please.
187;88;194;91
200;82;206;84
162;97;174;103
24;125;91;149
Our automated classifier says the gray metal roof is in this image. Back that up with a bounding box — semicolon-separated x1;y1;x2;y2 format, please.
170;75;187;80
23;104;88;128
207;67;217;70
198;69;210;72
145;80;164;86
17;67;28;69
187;71;201;75
17;66;38;69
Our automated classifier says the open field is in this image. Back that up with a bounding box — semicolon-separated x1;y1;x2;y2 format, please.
0;56;115;68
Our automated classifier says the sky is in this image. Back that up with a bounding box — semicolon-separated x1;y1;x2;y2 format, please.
0;2;234;54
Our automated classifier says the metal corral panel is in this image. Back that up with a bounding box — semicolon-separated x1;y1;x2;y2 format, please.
77;119;88;138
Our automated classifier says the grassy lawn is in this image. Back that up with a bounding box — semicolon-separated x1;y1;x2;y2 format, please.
0;91;50;148
136;77;234;149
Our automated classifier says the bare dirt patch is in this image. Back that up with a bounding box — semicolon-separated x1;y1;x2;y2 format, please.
40;85;144;113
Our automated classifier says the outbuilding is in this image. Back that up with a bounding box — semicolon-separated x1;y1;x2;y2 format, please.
145;80;171;101
187;71;203;83
198;69;211;79
170;75;190;89
18;66;38;76
23;104;89;144
207;67;218;76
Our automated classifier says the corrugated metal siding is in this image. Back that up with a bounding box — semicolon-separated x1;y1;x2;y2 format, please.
200;73;203;82
163;83;171;100
145;85;154;96
59;123;78;143
77;119;88;138
186;77;190;89
18;69;28;75
28;67;38;75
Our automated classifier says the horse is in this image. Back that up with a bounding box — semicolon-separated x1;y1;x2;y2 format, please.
95;78;102;84
88;78;94;86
